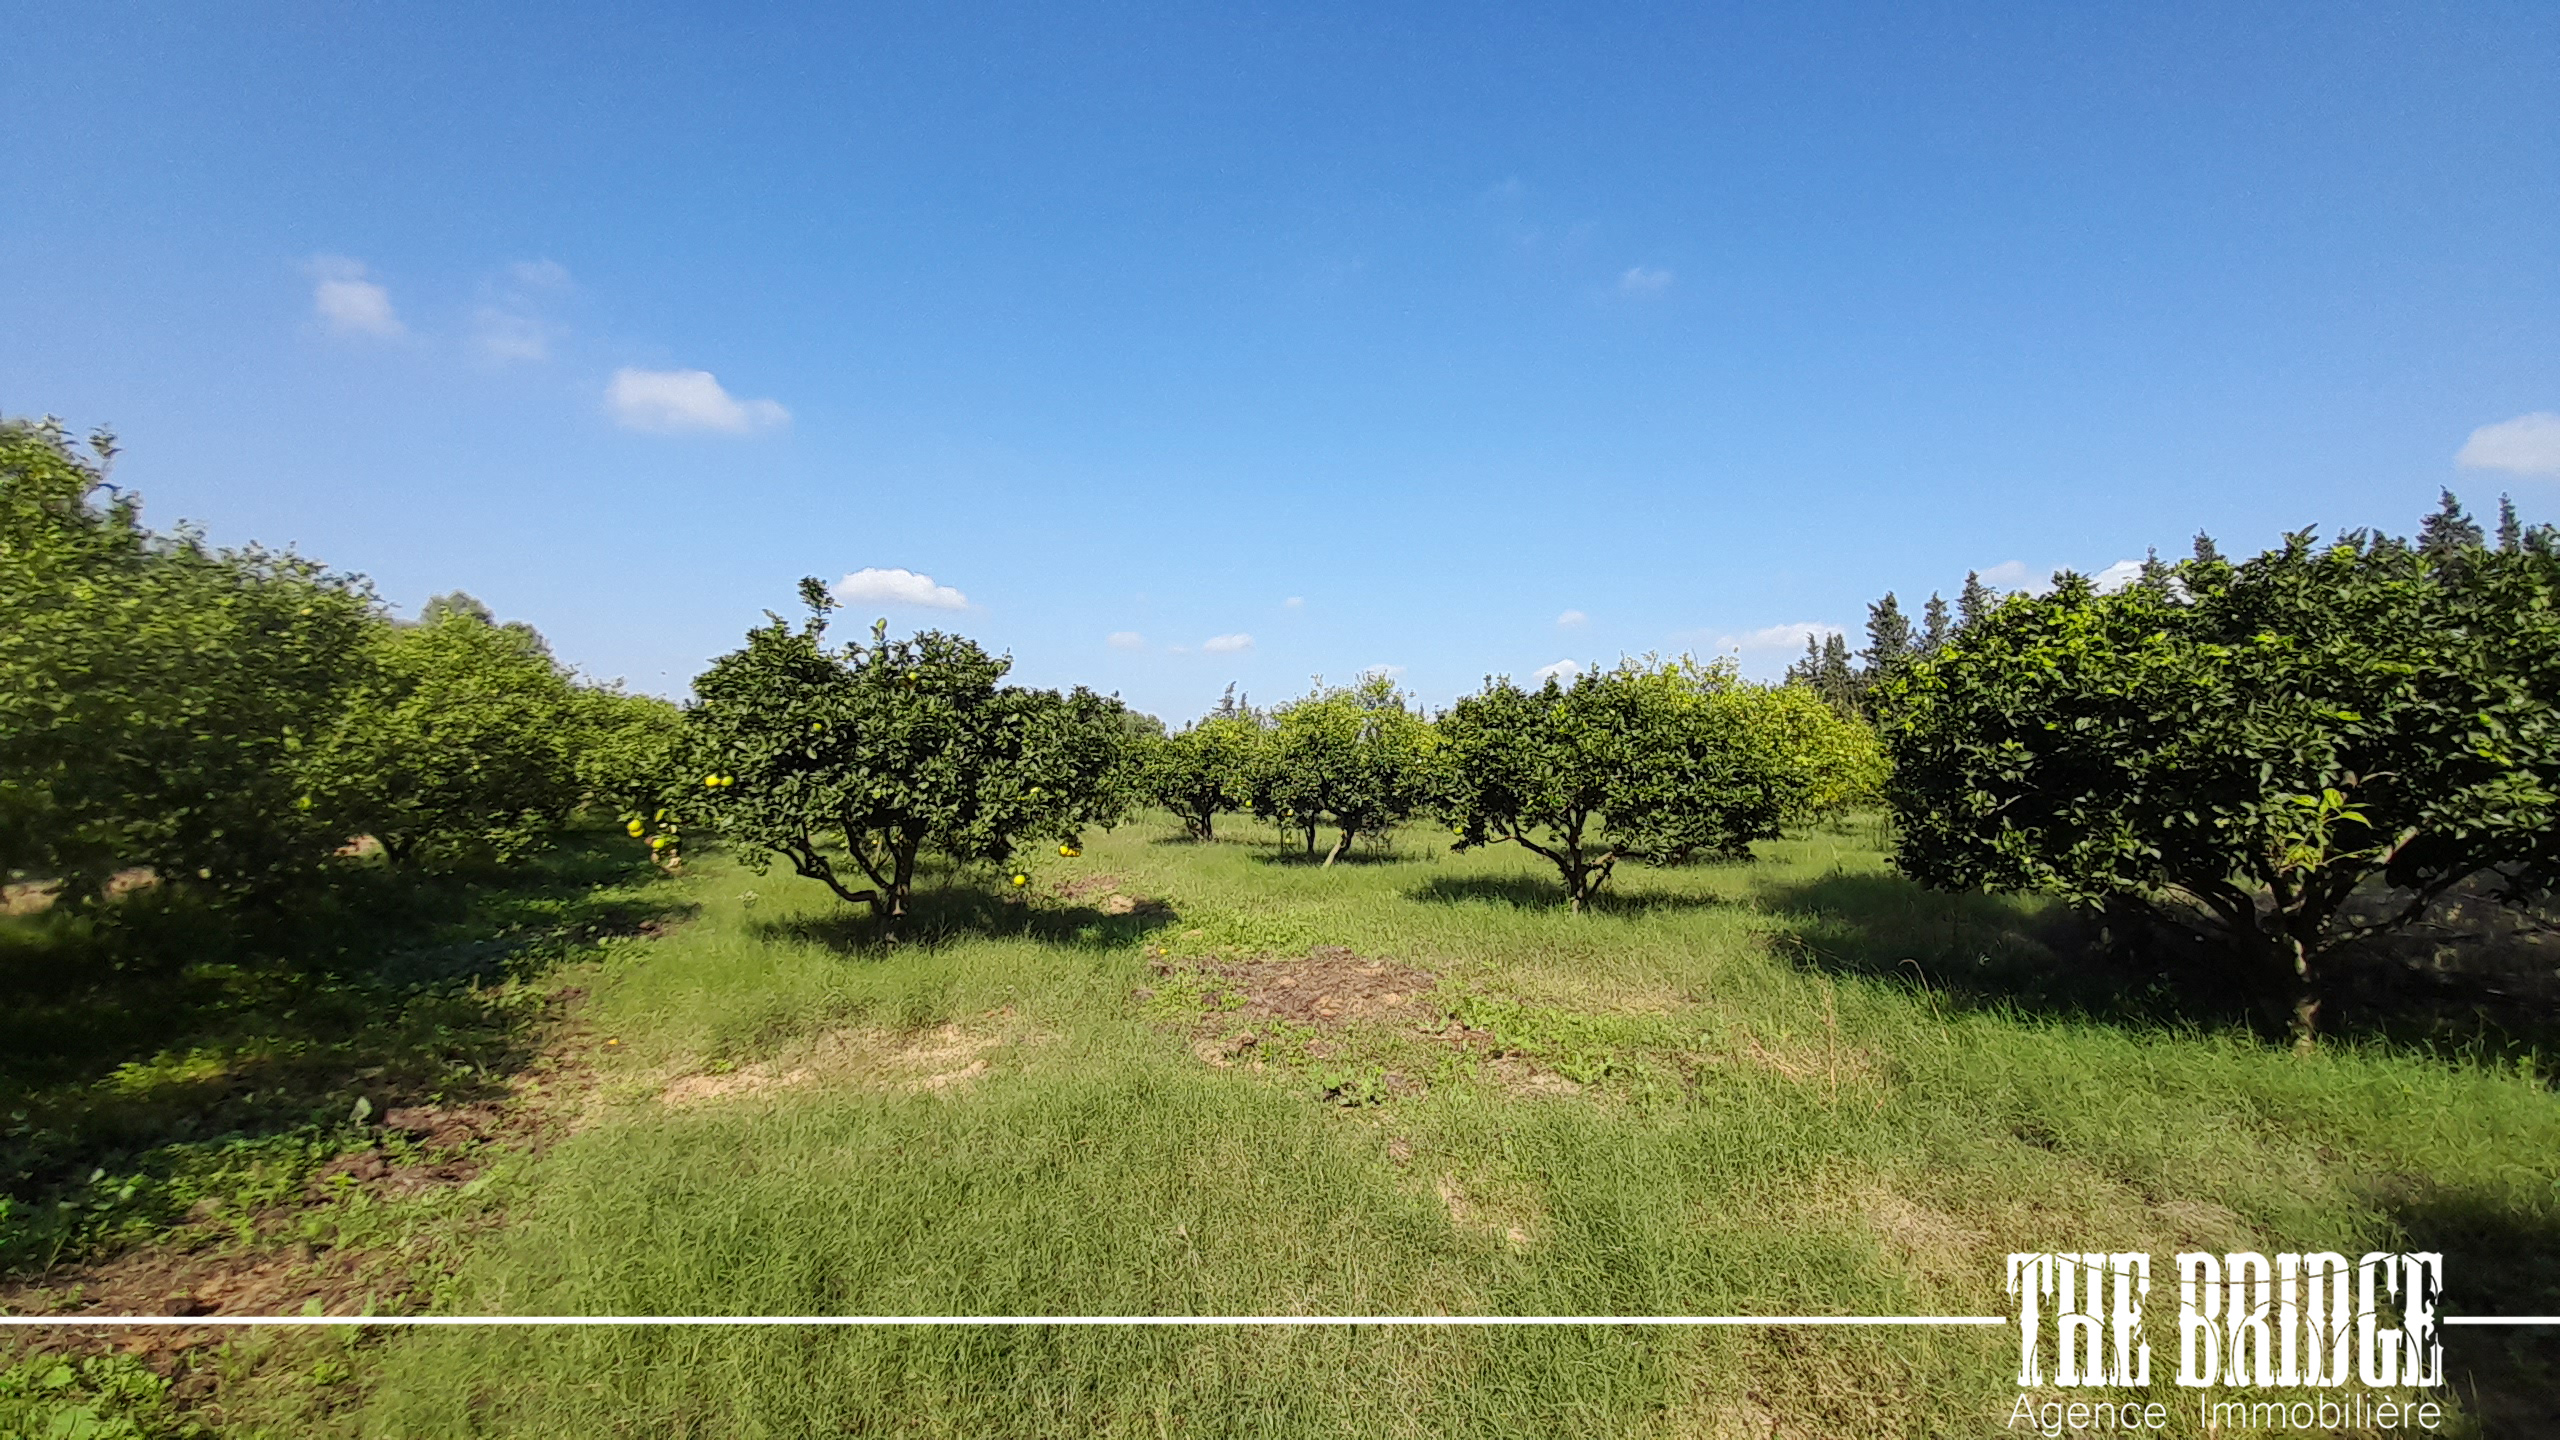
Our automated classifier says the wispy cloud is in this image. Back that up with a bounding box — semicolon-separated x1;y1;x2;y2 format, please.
473;259;573;363
1556;609;1589;628
606;367;789;434
1107;631;1146;651
1976;560;2039;591
1202;633;1254;654
1712;621;1842;653
1532;659;1582;684
309;255;402;337
1618;265;1674;297
474;309;549;362
1283;596;1305;609
832;568;968;610
2458;412;2560;477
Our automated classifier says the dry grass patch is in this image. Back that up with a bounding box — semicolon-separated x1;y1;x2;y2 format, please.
655;1013;1036;1108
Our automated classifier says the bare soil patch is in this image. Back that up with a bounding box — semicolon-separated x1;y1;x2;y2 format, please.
1167;945;1436;1029
1;986;602;1340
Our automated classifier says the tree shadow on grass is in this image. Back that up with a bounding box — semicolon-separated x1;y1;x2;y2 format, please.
1252;845;1421;868
754;887;1181;958
2380;1183;2560;1435
1406;872;1742;916
1758;868;2560;1060
1756;868;2258;1033
0;828;689;1275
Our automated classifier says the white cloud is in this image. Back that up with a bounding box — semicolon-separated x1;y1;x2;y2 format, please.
1618;265;1674;296
606;368;789;434
1532;659;1583;684
1107;631;1146;651
2090;558;2145;594
309;255;402;337
1976;560;2038;591
1202;633;1254;654
1713;621;1842;653
2458;412;2560;477
1283;596;1305;609
1556;609;1589;628
832;568;969;610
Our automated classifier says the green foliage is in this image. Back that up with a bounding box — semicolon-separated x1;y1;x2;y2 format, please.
1250;674;1435;865
1435;659;1823;908
1144;716;1266;841
572;686;690;866
307;601;582;865
1880;528;2560;1042
686;584;1139;922
0;1350;204;1440
0;418;378;903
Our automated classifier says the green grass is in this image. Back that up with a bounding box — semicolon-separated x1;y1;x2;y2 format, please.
330;815;2559;1438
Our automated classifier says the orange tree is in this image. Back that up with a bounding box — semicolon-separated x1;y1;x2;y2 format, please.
1251;675;1436;865
0;419;377;905
1145;714;1265;842
1879;530;2560;1045
306;599;582;866
686;581;1139;925
1435;660;1804;910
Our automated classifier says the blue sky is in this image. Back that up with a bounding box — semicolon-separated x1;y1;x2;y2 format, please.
5;2;2555;719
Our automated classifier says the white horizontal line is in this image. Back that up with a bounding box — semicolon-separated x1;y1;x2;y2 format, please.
0;1314;2011;1328
2443;1316;2560;1326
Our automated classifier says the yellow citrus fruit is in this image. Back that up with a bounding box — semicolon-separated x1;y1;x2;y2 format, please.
1010;874;1028;887
626;819;645;837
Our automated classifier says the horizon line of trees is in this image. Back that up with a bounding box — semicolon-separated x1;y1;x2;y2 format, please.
15;413;2560;1047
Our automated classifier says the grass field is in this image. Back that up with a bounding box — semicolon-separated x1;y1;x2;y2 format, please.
10;814;2559;1437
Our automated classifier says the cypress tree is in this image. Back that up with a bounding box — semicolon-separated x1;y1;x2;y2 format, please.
1957;570;1995;630
2497;495;2523;553
2417;489;2485;555
1862;592;1913;674
1920;592;1950;650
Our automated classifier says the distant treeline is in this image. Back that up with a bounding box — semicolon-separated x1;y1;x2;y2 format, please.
12;414;2556;1045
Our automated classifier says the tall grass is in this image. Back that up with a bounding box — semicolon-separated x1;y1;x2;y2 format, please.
361;814;2559;1437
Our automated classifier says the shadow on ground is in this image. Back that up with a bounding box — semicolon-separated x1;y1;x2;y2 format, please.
1759;867;2560;1060
1406;872;1741;915
755;887;1180;956
2384;1182;2560;1437
0;829;686;1275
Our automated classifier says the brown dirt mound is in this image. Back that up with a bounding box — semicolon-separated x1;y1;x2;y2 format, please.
1174;945;1436;1028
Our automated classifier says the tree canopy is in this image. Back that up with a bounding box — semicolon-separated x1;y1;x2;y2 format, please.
687;583;1139;924
1879;529;2560;1043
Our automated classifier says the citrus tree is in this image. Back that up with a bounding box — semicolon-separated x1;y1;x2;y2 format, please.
573;685;691;867
1725;681;1888;824
306;600;583;865
1435;659;1798;909
1252;674;1436;865
686;582;1140;924
0;418;379;904
1879;531;2560;1045
1146;715;1266;841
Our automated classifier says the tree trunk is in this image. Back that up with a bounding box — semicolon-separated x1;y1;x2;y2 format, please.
1323;827;1355;868
1303;824;1317;857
